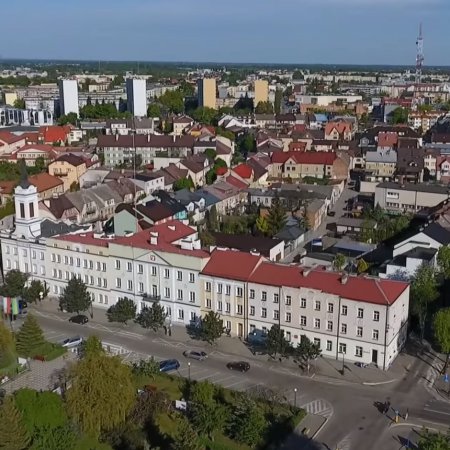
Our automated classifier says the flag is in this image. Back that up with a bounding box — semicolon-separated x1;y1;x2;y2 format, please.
3;297;11;315
11;297;19;316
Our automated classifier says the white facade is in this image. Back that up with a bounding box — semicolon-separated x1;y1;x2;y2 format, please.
59;79;79;117
126;78;147;117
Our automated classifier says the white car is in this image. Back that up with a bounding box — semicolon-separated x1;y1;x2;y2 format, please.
61;336;83;348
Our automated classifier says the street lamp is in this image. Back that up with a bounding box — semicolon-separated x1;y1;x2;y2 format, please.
188;362;191;382
294;388;298;408
340;351;345;375
39;291;43;302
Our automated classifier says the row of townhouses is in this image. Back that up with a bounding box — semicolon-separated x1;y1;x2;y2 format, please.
0;178;409;370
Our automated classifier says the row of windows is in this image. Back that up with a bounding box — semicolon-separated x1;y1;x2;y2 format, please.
205;299;239;314
5;247;45;260
50;254;108;271
115;261;196;283
204;282;243;297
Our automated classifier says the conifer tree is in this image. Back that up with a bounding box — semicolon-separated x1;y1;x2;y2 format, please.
15;314;45;358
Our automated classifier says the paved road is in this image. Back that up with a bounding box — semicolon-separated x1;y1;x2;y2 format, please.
26;310;450;450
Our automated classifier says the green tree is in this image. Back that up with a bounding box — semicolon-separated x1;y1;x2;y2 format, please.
294;335;321;372
266;196;287;237
437;246;450;279
13;98;26;109
0;396;30;450
106;297;136;325
79;336;104;360
417;428;450;450
205;204;219;232
135;303;167;332
15;314;46;358
173;176;194;191
237;133;255;155
199;231;216;247
266;324;291;357
191;107;218;125
190;380;215;404
229;394;266;446
255;215;269;235
171;416;201;450
30;425;77;450
159;90;184;114
147;103;162;118
179;80;195;97
204;148;217;161
59;277;92;315
131;357;160;380
34;156;47;173
411;264;439;341
66;350;135;438
0;321;16;369
0;269;28;297
69;181;80;192
292;70;304;80
22;280;48;303
200;311;224;344
333;253;347;271
434;308;450;372
255;101;274;114
392;107;409;124
57;113;78;126
205;168;217;185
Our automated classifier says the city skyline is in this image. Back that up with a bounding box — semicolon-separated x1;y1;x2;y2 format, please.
2;0;449;65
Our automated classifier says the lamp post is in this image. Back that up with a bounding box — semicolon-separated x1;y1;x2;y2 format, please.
39;291;43;302
340;351;345;375
294;388;298;408
188;362;191;382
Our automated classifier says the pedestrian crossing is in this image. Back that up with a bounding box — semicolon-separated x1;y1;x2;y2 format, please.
300;399;334;419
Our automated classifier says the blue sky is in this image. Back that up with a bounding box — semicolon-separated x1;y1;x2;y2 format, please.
3;0;449;65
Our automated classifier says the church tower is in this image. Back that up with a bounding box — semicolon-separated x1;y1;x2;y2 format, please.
14;163;41;239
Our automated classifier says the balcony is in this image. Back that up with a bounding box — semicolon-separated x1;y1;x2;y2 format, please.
142;293;161;302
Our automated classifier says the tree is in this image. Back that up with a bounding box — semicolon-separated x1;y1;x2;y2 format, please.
34;156;47;173
171;416;201;450
30;425;77;450
266;195;287;237
22;280;48;303
0;321;16;369
0;396;30;450
190;379;215;404
434;308;450;372
392;107;408;124
417;428;450;450
356;258;369;274
229;394;266;446
106;297;136;325
255;215;269;235
437;246;450;280
411;264;439;341
147;103;162;118
333;253;347;271
205;168;217;185
191;107;218;125
131;357;160;380
200;311;224;344
294;335;321;372
78;335;104;360
292;70;304;80
205;204;219;232
13;98;26;109
57;113;78;126
173;176;194;191
135;303;167;332
237;133;255;155
0;269;28;297
204;148;217;161
266;324;291;357
199;231;216;247
66;350;135;438
255;101;273;114
69;181;80;192
159;90;184;114
15;314;46;358
59;277;92;315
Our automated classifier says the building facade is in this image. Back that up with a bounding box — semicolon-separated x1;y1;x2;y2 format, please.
197;78;216;109
58;79;79;117
126;78;147;117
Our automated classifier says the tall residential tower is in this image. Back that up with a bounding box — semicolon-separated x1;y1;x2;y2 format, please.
197;78;216;109
58;79;79;117
126;78;147;117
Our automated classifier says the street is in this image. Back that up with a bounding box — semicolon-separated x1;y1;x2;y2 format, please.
24;304;450;450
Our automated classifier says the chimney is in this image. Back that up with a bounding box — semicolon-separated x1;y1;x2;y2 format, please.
150;236;158;245
115;133;119;141
147;134;151;142
173;135;176;143
341;274;348;284
168;225;176;231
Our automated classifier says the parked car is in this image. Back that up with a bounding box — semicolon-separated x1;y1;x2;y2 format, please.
69;315;89;325
62;336;83;348
183;350;207;361
327;211;336;217
159;359;180;373
226;361;250;372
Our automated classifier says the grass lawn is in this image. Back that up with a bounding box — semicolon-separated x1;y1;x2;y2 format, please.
32;342;67;361
0;359;18;377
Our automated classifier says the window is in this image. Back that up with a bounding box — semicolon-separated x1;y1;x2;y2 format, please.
177;289;183;300
126;262;132;272
314;338;321;348
151;266;157;276
226;285;231;296
250;289;255;299
261;308;267;318
205;281;211;292
96;261;101;271
19;203;25;219
373;311;380;322
286;331;291;341
372;330;379;341
314;318;320;329
13;247;18;255
58;270;62;279
355;346;363;357
274;310;279;320
250;306;255;316
300;316;307;326
29;202;34;218
40;252;44;260
32;264;37;274
190;311;196;321
341;305;348;316
164;269;170;279
327;321;333;331
189;273;195;283
40;266;45;275
236;287;243;297
262;291;267;301
177;270;182;281
116;278;121;288
237;305;243;315
23;249;27;257
31;250;36;259
178;309;184;320
103;279;107;288
301;298;306;308
217;283;223;294
314;300;321;311
83;259;87;269
326;340;332;351
206;298;211;309
286;312;291;323
189;292;195;303
357;326;363;338
89;260;93;270
97;277;101;286
357;308;364;319
69;257;73;266
225;303;231;313
285;295;291;306
138;282;144;293
127;280;133;291
341;323;347;334
273;293;279;303
217;301;223;311
138;264;143;274
164;287;170;298
5;246;9;255
327;303;334;313
76;258;81;267
115;260;120;270
226;321;231;331
339;343;347;354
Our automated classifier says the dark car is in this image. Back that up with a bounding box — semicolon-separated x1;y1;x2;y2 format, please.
226;361;250;372
69;314;89;325
327;211;336;217
159;359;180;373
183;350;207;361
19;300;27;310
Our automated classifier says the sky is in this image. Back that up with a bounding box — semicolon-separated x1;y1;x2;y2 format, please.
2;0;450;66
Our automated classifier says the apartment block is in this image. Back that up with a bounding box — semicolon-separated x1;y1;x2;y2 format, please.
197;78;216;109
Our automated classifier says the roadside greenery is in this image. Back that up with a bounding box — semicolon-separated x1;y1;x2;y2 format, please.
106;297;136;325
135;303;168;332
59;277;92;316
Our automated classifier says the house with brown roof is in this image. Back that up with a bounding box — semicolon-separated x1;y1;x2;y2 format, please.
178;154;212;187
172;115;194;136
0;131;27;155
0;144;57;166
48;153;88;192
324;121;353;141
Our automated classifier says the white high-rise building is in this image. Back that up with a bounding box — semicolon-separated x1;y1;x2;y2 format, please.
126;78;147;117
59;79;79;117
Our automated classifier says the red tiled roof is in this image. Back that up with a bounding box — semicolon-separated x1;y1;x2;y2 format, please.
378;132;398;147
0;132;26;145
225;175;249;190
249;263;408;305
29;173;63;193
232;164;253;180
272;151;336;165
215;166;227;176
201;249;264;281
325;122;351;136
145;220;197;243
39;126;72;143
271;152;291;164
15;144;54;153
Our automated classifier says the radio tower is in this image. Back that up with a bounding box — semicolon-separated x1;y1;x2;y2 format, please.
415;23;424;85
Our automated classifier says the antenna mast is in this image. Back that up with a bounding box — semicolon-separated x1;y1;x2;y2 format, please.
415;23;424;85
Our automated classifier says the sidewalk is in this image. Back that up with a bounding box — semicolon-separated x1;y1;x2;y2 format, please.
280;414;327;450
31;299;405;386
